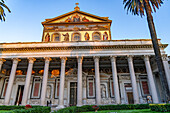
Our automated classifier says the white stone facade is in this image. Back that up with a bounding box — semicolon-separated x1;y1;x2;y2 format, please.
0;6;169;107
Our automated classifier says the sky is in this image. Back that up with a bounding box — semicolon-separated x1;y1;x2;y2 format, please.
0;0;170;55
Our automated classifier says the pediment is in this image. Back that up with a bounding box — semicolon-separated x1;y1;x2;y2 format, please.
42;10;111;24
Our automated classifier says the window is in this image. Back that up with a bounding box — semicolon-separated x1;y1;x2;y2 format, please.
31;78;42;99
72;33;81;41
141;80;150;96
55;78;60;98
1;79;8;98
87;77;95;98
53;33;60;41
93;32;101;41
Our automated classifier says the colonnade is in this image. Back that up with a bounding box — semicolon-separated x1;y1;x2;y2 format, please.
0;55;169;106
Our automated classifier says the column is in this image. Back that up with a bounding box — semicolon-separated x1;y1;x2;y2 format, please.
4;58;20;105
136;75;143;104
0;59;6;72
58;57;67;108
22;58;36;105
127;56;139;104
40;57;51;106
0;59;6;94
144;55;159;103
77;56;83;106
162;55;170;90
94;56;101;105
110;56;120;104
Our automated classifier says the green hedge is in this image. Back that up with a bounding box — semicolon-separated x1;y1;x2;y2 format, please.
150;104;170;112
0;105;51;113
54;104;149;113
12;106;51;113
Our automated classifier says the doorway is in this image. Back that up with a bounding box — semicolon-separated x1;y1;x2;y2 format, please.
69;82;77;106
127;92;134;104
15;85;24;105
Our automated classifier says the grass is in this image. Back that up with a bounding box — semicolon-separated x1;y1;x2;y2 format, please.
81;109;170;113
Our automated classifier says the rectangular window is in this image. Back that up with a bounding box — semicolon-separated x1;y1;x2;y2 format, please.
31;78;41;99
89;82;93;96
87;77;95;98
55;79;60;98
141;81;150;95
1;79;8;98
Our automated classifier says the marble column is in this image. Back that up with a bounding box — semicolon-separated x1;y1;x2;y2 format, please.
0;59;6;72
144;55;159;103
77;56;83;106
136;75;143;104
22;58;36;105
162;55;170;90
110;56;120;104
94;56;101;105
127;56;139;104
58;57;67;108
4;58;20;105
40;57;51;106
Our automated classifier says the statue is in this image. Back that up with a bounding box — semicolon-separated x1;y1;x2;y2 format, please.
62;33;69;41
46;85;51;99
45;33;50;42
103;32;108;40
84;32;90;41
101;85;106;98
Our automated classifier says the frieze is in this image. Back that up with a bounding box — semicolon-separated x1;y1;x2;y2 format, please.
0;44;167;53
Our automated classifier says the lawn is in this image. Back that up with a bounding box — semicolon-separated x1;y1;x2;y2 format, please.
81;109;170;113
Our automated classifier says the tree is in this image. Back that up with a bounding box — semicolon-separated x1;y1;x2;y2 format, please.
0;0;11;21
123;0;170;102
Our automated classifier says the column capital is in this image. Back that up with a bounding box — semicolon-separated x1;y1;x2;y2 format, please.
77;56;83;63
12;58;21;64
27;58;36;64
44;57;52;61
162;54;168;61
93;56;100;62
127;55;133;62
143;55;150;62
60;57;67;63
0;58;6;64
110;56;117;62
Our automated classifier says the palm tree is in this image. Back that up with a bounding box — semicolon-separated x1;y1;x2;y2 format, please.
0;0;11;21
123;0;170;102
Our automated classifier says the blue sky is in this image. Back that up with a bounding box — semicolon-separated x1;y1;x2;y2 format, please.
0;0;170;55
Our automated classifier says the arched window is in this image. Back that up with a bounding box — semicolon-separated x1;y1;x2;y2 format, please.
72;33;81;41
93;32;101;41
53;33;60;41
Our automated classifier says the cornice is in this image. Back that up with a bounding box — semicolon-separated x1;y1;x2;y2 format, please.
0;44;167;53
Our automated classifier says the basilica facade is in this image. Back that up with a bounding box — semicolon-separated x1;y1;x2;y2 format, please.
0;5;170;108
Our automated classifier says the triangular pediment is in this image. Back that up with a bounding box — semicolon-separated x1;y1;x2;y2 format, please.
42;10;111;24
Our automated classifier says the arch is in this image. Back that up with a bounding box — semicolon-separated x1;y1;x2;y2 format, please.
72;32;81;41
52;33;60;42
92;32;101;41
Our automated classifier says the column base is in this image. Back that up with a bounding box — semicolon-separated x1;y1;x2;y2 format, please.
57;105;65;108
77;104;83;107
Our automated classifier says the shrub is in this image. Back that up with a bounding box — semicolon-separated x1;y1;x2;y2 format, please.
53;104;149;113
150;104;170;112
